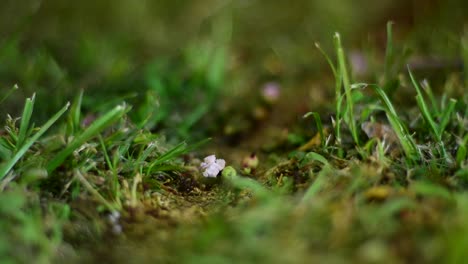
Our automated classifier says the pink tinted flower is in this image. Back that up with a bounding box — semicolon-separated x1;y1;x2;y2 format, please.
349;51;368;76
261;82;281;103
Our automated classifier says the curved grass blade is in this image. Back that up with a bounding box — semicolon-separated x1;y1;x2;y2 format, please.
0;84;18;105
334;33;359;146
408;67;440;140
315;42;337;78
303;151;330;166
372;85;419;162
47;104;129;173
303;112;325;148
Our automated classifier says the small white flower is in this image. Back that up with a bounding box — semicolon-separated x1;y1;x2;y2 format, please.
200;155;226;178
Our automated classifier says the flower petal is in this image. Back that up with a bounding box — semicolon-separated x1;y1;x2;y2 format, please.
204;155;216;164
215;159;226;169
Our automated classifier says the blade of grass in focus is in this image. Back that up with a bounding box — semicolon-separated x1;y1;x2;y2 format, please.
0;100;70;180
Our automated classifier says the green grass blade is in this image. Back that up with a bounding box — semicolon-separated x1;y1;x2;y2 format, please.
146;138;210;174
462;33;468;88
372;85;419;162
0;102;70;180
315;42;342;144
136;142;158;166
0;138;13;161
154;142;187;164
98;135;113;171
17;94;36;147
410;70;451;161
456;134;468;165
304;112;325;147
408;67;440;141
184;137;211;153
421;80;440;116
315;42;337;78
47;104;129;173
334;33;359;146
0;84;18;105
384;21;394;83
439;98;457;136
303;151;330;167
68;89;84;134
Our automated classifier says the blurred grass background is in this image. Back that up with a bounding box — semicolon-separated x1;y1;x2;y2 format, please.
0;0;467;134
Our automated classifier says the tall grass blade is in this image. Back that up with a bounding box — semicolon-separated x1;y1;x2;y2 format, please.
334;33;359;146
315;42;342;144
17;94;36;147
384;21;394;83
408;67;440;141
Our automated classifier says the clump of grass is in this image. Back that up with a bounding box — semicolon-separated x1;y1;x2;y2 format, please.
0;85;213;262
315;32;369;157
315;24;464;169
408;67;457;163
371;84;420;163
334;33;360;147
46;103;128;173
0;92;69;180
